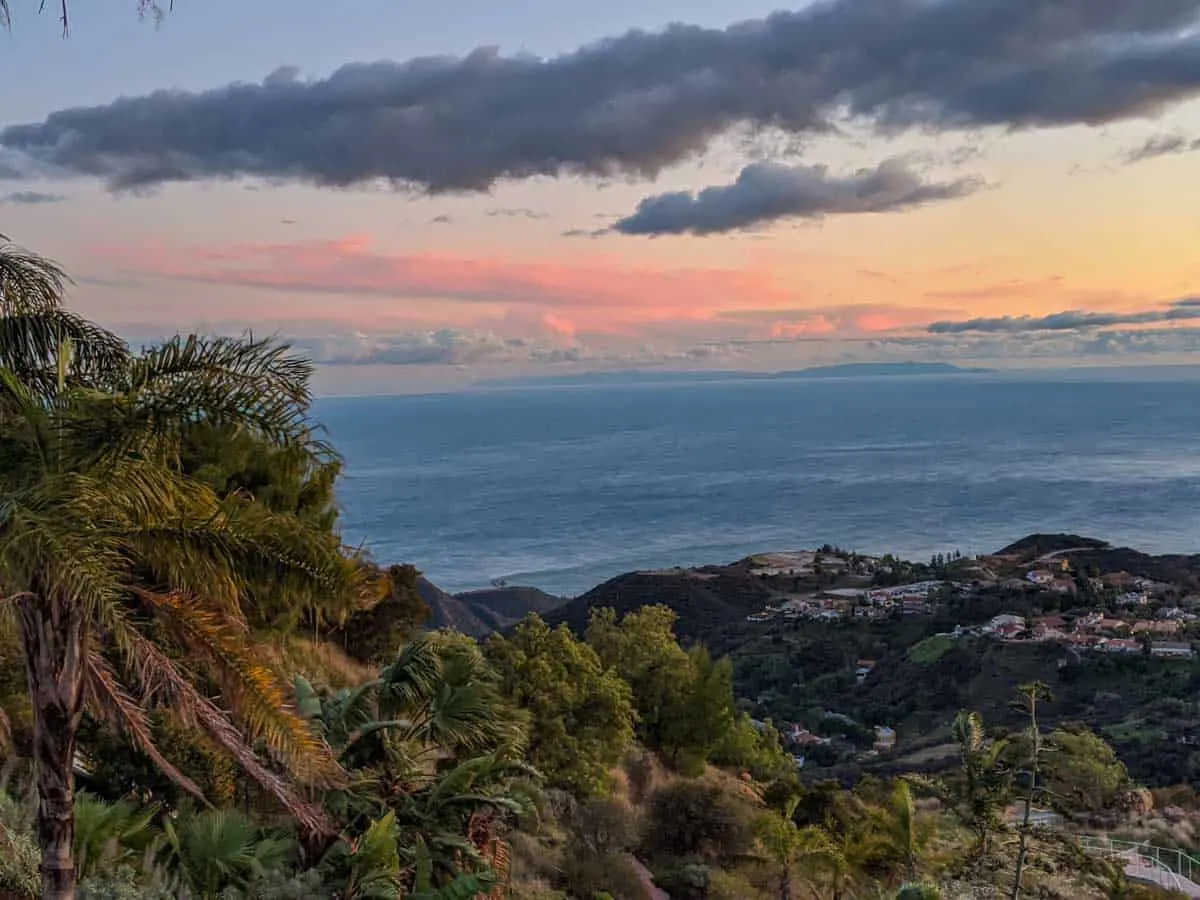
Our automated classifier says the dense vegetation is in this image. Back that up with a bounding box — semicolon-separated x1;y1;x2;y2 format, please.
0;237;1193;900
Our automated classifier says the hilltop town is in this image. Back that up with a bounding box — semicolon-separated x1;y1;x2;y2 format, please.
536;534;1200;788
740;545;1198;660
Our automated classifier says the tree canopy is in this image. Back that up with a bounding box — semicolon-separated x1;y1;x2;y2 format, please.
486;614;635;796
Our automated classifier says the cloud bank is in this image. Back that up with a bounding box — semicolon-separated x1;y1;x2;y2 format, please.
5;0;1200;192
613;159;980;235
99;235;796;312
0;190;66;204
928;299;1200;333
1124;132;1200;163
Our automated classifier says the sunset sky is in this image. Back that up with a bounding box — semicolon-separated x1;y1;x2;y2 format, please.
3;0;1200;392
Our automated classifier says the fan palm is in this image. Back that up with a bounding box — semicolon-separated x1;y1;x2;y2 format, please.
298;635;533;891
0;241;360;898
160;807;294;899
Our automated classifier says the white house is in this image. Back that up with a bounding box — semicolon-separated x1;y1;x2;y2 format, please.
1151;642;1195;659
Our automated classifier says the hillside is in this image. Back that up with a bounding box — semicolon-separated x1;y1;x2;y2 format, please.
543;567;774;639
419;578;563;637
516;534;1200;789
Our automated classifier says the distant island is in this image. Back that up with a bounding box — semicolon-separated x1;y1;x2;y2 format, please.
476;360;987;388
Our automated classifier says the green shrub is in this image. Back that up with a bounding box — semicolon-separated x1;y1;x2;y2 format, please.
76;867;174;900
0;792;38;899
895;882;942;900
559;851;650;900
653;863;710;900
642;780;760;865
707;868;768;900
571;798;640;855
241;868;328;899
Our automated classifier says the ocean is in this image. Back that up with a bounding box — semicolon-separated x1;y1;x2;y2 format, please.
315;368;1200;596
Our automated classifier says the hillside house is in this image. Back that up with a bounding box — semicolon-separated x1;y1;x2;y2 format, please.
1079;615;1129;634
1117;591;1150;607
984;614;1025;633
873;726;897;753
1132;620;1180;636
994;622;1024;641
787;725;831;747
1151;641;1195;659
1033;616;1068;641
1102;571;1138;590
1101;638;1140;654
855;659;876;683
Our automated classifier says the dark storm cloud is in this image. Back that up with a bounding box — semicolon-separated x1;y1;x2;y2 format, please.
0;190;67;204
4;0;1200;193
1123;132;1200;162
612;159;979;235
928;299;1200;333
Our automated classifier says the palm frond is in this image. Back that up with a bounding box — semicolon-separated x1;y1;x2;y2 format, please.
0;703;12;756
0;312;128;395
84;647;209;805
134;588;340;784
100;608;336;836
115;334;316;449
0;236;70;315
0;502;130;615
377;636;446;716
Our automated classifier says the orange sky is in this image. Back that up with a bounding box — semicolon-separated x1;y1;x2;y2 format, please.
5;3;1200;389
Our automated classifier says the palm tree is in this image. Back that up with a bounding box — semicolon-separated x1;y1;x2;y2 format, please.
1;241;360;898
303;632;524;782
756;803;821;900
298;633;533;892
874;780;935;884
948;711;1010;856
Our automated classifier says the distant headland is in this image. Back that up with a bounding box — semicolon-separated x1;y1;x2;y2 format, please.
476;360;987;388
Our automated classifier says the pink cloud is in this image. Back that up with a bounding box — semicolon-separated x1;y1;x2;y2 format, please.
717;303;954;338
97;236;797;321
770;316;837;339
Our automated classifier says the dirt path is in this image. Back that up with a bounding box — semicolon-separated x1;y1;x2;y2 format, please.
630;857;669;899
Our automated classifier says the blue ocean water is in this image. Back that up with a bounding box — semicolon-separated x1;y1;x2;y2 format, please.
315;370;1200;596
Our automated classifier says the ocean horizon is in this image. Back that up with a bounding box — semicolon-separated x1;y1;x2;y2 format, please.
316;367;1200;596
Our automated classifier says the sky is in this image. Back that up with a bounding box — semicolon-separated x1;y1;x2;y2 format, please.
3;0;1200;393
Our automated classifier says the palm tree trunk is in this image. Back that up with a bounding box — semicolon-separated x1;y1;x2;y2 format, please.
16;592;88;900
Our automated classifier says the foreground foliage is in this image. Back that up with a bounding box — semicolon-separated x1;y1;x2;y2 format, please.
0;238;1186;899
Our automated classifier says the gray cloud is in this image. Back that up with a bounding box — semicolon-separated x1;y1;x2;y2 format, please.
1123;132;1200;162
288;329;568;366
928;298;1200;333
5;0;1200;193
0;190;67;205
486;207;548;219
612;159;980;235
